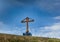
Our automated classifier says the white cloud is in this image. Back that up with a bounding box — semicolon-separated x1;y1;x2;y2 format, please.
43;23;60;38
33;22;60;38
44;23;60;30
43;31;60;38
54;16;60;20
0;21;25;35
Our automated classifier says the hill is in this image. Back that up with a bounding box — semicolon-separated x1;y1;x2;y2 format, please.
0;33;60;42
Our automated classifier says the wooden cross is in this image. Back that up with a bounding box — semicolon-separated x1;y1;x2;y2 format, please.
21;17;34;33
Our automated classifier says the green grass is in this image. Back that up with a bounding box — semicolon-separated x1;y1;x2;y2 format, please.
0;33;60;42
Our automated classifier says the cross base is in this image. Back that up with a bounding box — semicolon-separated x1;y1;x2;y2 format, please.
23;32;32;36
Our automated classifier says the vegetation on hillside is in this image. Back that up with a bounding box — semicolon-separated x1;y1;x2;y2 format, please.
0;33;60;42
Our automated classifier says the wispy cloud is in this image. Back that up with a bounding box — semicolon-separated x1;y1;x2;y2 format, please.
54;16;60;20
32;22;60;38
0;21;25;35
42;22;60;38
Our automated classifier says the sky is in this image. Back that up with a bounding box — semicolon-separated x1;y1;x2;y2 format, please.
0;0;60;38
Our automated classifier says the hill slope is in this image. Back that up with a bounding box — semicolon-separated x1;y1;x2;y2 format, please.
0;33;60;42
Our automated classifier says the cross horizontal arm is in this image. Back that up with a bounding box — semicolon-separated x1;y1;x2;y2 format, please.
21;21;25;23
21;19;34;23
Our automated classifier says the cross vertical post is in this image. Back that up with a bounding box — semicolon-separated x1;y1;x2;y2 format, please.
26;21;29;33
21;17;34;36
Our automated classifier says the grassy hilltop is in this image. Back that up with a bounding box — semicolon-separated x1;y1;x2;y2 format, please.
0;33;60;42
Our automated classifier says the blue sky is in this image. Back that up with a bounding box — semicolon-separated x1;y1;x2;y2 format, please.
0;0;60;38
